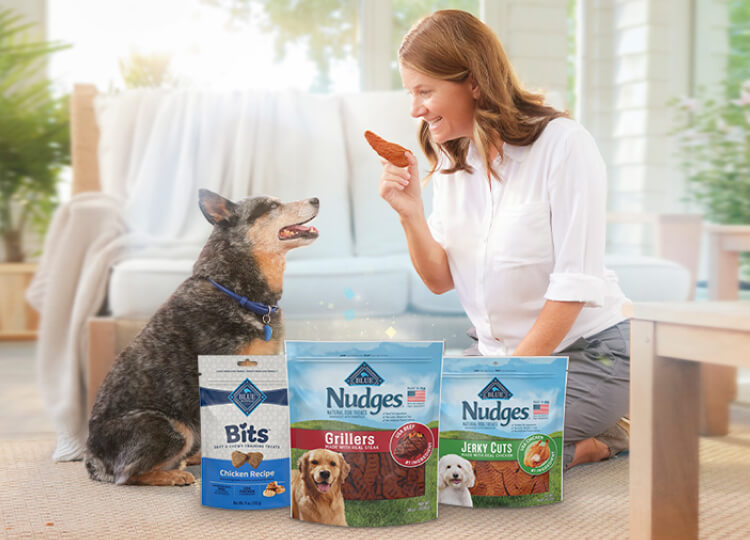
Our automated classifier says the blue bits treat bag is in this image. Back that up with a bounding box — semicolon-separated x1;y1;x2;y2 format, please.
439;357;568;508
198;355;289;509
286;341;443;527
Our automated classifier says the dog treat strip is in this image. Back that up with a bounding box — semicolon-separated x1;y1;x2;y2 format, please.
469;461;549;496
342;452;425;501
364;130;411;167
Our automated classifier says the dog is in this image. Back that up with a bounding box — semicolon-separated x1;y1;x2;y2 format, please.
438;454;475;507
291;449;350;526
84;189;319;486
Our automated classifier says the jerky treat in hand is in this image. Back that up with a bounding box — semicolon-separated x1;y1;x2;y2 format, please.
364;130;411;167
394;431;428;460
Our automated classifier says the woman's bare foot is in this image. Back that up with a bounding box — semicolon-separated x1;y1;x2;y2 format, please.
567;437;610;470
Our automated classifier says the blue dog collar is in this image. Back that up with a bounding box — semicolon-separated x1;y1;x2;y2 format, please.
207;279;278;341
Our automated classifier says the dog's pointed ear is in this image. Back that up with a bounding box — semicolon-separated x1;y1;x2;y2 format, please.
199;189;237;225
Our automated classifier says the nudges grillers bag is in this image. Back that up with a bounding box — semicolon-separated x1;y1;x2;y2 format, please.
439;357;568;508
286;341;443;527
198;355;289;509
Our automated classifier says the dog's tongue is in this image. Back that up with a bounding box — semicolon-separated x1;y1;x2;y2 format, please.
453;479;462;485
289;224;317;233
317;482;330;493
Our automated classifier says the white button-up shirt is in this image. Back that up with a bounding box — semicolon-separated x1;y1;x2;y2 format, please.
427;118;627;355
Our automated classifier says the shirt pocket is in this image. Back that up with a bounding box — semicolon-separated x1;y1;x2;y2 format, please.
489;201;553;266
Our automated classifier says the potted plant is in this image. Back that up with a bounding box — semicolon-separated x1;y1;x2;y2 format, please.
671;82;750;226
0;8;70;338
670;81;750;278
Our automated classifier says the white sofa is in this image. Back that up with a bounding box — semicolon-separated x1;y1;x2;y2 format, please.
70;85;699;407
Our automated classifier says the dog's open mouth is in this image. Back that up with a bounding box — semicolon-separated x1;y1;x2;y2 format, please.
452;478;462;485
278;217;318;240
315;481;331;493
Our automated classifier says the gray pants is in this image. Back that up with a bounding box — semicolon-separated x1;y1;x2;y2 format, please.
558;319;631;469
464;319;631;470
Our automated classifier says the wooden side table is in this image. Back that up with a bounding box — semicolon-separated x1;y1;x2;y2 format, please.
703;224;750;435
628;301;750;540
0;262;39;340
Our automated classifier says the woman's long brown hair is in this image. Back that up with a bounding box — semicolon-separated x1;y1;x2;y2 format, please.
399;10;569;181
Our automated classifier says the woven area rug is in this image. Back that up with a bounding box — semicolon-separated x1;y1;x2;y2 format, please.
2;428;749;539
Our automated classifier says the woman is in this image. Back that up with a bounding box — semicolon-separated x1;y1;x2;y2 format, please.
380;10;630;470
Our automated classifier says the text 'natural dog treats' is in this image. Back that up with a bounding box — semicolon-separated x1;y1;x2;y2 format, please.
199;355;289;509
286;341;443;527
439;357;568;508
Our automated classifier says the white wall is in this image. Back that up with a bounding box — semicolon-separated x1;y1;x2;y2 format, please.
0;0;46;30
576;0;727;257
482;0;569;106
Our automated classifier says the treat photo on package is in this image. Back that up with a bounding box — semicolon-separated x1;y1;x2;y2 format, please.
198;355;290;509
286;341;443;527
439;356;568;508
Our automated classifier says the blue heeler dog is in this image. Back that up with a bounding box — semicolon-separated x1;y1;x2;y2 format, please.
85;189;318;485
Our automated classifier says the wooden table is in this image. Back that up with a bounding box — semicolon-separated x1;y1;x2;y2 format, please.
628;301;750;539
703;224;750;435
0;263;39;340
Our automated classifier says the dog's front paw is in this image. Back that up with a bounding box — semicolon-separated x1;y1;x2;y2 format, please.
171;470;196;486
129;469;196;486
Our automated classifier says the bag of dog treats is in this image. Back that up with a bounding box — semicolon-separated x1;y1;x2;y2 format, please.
286;341;443;527
439;357;568;508
198;355;289;509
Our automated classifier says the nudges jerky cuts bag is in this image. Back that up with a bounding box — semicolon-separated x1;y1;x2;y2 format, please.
198;355;289;509
439;357;568;508
286;341;443;527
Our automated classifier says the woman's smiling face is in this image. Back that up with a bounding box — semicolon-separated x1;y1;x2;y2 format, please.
401;65;478;144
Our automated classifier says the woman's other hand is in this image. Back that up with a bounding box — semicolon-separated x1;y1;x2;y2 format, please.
378;151;423;220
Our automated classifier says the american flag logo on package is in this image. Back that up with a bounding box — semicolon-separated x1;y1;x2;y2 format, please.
533;402;550;418
408;388;426;405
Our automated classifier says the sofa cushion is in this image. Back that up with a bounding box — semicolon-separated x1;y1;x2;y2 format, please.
340;91;431;257
108;255;411;320
604;254;691;302
283;255;409;318
109;259;193;319
408;267;465;314
110;254;691;320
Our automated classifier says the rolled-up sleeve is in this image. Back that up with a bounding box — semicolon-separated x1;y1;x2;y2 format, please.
544;127;608;307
